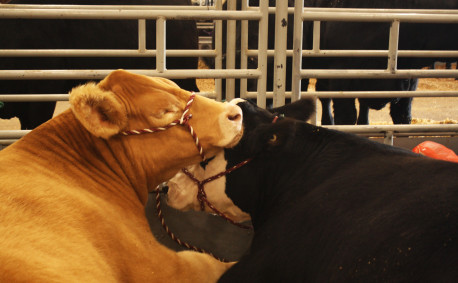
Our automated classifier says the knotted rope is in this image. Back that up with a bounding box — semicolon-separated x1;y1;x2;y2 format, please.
181;159;253;230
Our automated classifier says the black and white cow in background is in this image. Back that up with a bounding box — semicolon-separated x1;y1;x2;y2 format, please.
207;0;457;125
167;98;458;282
0;0;198;129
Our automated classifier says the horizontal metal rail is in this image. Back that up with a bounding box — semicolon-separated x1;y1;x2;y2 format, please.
2;48;456;59
0;8;261;21
0;49;215;58
2;124;457;145
300;11;458;23
246;49;458;58
244;90;458;99
0;69;262;80
299;69;458;79
326;124;458;137
2;89;457;102
0;94;69;102
1;4;215;10
257;7;458;15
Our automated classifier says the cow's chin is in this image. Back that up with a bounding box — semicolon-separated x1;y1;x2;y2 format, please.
216;122;243;149
205;204;251;223
165;183;196;212
223;127;243;148
166;184;251;223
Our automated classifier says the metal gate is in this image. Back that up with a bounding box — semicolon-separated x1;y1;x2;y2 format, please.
0;0;457;146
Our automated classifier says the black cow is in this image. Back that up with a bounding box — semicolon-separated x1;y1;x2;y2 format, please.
0;0;198;129
208;0;457;125
167;98;458;282
314;0;458;125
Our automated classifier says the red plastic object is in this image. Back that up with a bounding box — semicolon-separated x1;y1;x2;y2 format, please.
412;141;458;163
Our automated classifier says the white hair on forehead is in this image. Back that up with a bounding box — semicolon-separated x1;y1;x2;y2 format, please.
228;98;246;105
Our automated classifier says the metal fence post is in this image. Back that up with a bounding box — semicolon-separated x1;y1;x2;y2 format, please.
256;0;269;108
215;0;223;101
240;0;249;99
138;19;146;53
156;17;166;73
272;0;289;107
225;0;237;101
387;20;400;73
292;0;304;102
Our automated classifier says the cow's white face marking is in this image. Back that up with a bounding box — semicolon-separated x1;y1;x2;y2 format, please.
167;151;251;223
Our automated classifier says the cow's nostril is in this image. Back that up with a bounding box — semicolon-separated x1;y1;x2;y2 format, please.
228;113;241;121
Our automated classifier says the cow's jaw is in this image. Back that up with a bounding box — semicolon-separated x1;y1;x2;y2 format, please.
166;151;251;223
213;102;243;148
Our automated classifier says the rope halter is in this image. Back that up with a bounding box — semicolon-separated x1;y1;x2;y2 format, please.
120;92;206;161
181;158;253;230
178;114;281;229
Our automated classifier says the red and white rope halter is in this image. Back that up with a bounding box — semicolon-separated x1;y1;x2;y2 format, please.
153;159;253;263
121;92;206;161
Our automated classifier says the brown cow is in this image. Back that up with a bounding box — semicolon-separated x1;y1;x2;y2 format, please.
0;70;243;282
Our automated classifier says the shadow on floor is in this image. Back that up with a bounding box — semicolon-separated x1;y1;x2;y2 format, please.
145;193;253;262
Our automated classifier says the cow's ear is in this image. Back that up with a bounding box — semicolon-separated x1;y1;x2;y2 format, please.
246;119;296;156
270;98;315;122
69;82;127;139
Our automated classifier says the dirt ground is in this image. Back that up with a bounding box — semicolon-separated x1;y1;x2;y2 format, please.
0;73;457;130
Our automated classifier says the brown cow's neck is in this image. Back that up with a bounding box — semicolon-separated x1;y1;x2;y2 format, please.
8;111;144;205
8;110;205;206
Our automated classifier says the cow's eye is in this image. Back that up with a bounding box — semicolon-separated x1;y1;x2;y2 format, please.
163;109;176;115
269;134;277;143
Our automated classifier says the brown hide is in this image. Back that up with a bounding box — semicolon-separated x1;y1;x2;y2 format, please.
0;70;242;282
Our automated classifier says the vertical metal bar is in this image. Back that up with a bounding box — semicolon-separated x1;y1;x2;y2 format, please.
312;21;321;52
156;17;166;73
138;19;146;53
384;131;394;146
387;20;400;73
256;0;269;108
215;0;223;101
291;0;304;102
226;0;237;101
240;0;248;99
311;20;321;125
273;0;288;107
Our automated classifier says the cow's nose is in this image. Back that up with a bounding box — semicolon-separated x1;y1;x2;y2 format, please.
226;104;243;123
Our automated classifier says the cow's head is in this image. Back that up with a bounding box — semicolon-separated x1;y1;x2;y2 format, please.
69;70;243;184
166;98;315;221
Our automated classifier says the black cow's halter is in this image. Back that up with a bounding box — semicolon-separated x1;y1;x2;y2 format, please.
181;159;253;229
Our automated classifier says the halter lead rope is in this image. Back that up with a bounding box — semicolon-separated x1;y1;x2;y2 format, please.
121;92;206;161
153;188;229;262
